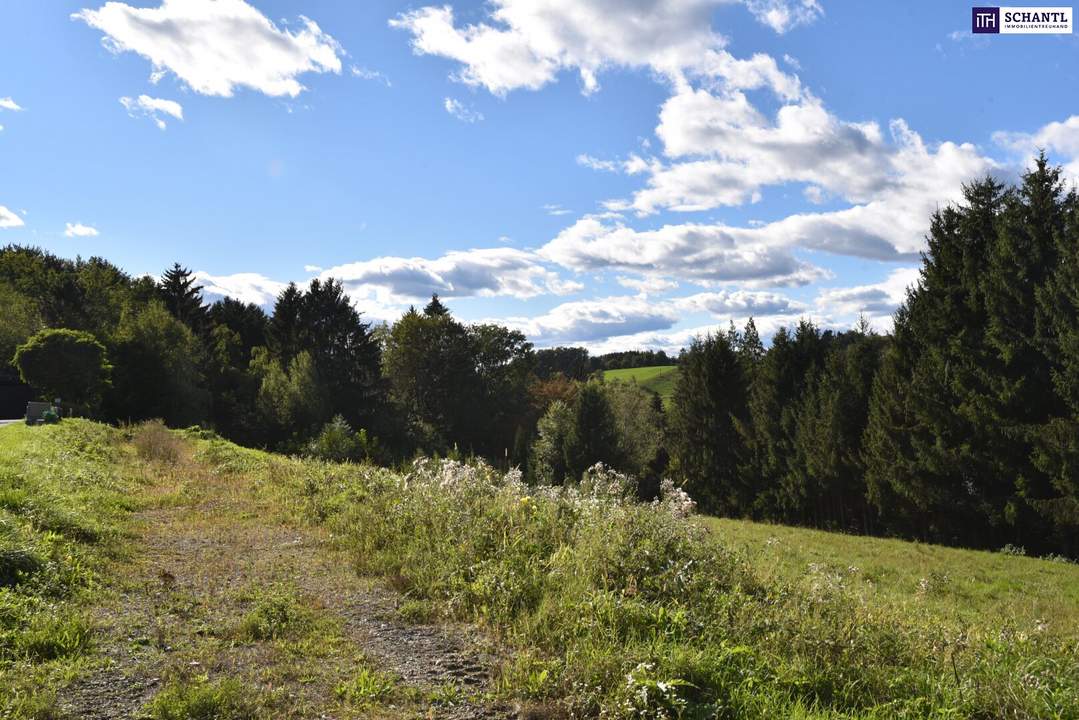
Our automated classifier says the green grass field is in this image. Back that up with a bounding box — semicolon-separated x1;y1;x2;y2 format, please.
602;364;680;402
702;516;1079;639
0;421;138;718
3;422;1078;719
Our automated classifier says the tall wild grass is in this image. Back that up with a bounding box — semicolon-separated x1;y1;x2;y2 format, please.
210;446;1079;720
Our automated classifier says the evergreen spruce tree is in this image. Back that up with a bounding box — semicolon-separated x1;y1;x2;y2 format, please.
208;297;268;359
669;333;747;514
795;330;885;531
864;164;1074;551
424;294;450;316
566;382;622;479
298;278;384;433
739;317;765;372
864;180;1006;544
269;283;304;365
158;263;208;331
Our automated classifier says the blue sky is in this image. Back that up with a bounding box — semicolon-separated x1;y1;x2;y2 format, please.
2;0;1077;351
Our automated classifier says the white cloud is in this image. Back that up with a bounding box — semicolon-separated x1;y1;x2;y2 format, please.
590;84;998;261
540;215;828;285
616;276;679;294
64;222;99;237
503;296;679;343
0;97;22;112
814;267;921;331
680;289;805;316
119;94;183;129
577;310;848;354
0;206;25;229
192;248;587;320
623;88;895;214
73;0;343;98
390;1;808;97
542;203;572;216
546;126;995;279
576;153;620;172
351;65;392;87
187;260;922;352
994;115;1079;178
759;123;996;259
195;271;289;306
320;248;582;302
744;0;823;34
497;288;805;347
577;323;717;354
444;97;484;123
540;124;995;280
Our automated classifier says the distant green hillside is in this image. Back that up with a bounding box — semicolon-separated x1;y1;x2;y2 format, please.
602;365;680;402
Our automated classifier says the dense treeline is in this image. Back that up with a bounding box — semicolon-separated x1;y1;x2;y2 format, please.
1;155;1076;556
668;157;1079;557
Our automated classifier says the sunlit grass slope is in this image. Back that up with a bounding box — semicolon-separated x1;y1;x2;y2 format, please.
4;421;1079;719
198;436;1078;719
0;421;137;718
602;365;680;402
702;516;1079;639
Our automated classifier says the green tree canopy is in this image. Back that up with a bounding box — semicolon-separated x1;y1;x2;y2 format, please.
669;333;746;514
0;282;42;380
14;328;111;409
531;399;574;485
105;301;208;426
566;381;622;479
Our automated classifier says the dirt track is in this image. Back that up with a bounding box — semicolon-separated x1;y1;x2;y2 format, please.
57;449;518;719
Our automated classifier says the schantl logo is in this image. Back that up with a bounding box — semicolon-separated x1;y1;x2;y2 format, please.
973;6;1000;31
972;6;1073;34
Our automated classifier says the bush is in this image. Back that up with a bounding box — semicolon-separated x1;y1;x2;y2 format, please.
146;677;259;720
235;585;313;641
304;415;378;464
131;420;185;464
13;328;111;410
334;665;396;707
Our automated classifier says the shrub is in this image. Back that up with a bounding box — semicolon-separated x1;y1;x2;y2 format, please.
1000;543;1028;556
235;585;313;641
131;420;185;464
13;328;111;411
304;415;379;464
334;665;396;707
146;677;259;720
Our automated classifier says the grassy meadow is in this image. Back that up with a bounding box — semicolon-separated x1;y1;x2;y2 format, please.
0;421;138;717
602;365;680;403
703;517;1079;637
1;421;1077;719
